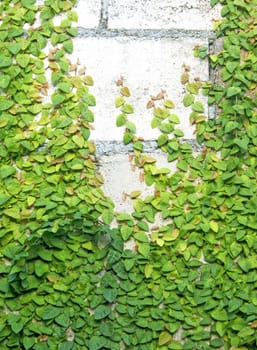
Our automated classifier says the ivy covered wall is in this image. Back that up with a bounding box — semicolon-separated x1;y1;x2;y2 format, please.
0;0;256;350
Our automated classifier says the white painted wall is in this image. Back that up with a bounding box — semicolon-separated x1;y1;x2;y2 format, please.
71;0;221;211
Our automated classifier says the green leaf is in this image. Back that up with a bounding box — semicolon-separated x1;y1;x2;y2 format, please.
42;306;61;320
169;114;180;124
40;6;54;20
16;54;30;68
58;342;73;350
135;231;149;242
0;118;8;129
115;96;125;108
0;194;11;206
0;75;11;89
186;82;200;94
125;121;136;132
168;340;182;349
192;101;204;113
224;121;239;133
107;250;121;266
210;0;218;6
164;99;175;108
130;190;142;199
11;321;24;334
183;94;195;107
228;298;243;313
4;208;20;220
157;134;168;147
238;326;254;339
89;336;106;350
102;210;114;225
238;257;256;272
23;336;35;350
27;104;42;114
123;259;135;272
226;61;238;73
55;314;70;328
63;40;73;53
7;42;21;55
173;129;184;137
177;160;188;172
210;221;218;233
211;309;228;321
138;243;150;258
116;114;127;127
8;27;24;39
168;140;179;151
210;339;223;348
121;104;134;114
229;241;242;258
58;82;71;93
0;98;14;111
117;213;133;222
0;165;16;179
103;289;117;303
94;305;111;320
234;136;249;152
84;75;94;85
52;93;66;105
164;230;179;241
38;248;52;262
0;55;12;68
123;132;133;145
34;260;49;277
120;226;133;240
72;135;84;148
227;87;241;97
159;331;172;346
144;264;153;278
28;323;53;335
22;0;36;8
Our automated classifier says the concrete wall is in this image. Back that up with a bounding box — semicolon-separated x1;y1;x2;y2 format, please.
71;0;221;211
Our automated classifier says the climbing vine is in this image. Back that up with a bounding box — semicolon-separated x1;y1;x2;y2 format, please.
0;0;256;349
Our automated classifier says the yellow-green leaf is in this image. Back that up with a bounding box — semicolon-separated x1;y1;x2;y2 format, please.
164;99;175;108
158;331;172;346
144;264;153;278
210;221;219;233
0;118;8;128
72;135;84;148
130;190;142;199
115;96;125;108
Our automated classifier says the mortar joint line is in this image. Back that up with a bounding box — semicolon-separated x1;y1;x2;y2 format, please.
78;28;216;40
99;0;109;29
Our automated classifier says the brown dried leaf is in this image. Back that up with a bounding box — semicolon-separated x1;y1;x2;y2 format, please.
146;100;155;109
120;86;131;97
139;171;145;182
122;192;128;201
116;76;124;86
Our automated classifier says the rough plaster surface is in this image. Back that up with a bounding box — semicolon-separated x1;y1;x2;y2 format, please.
99;153;177;213
108;0;221;30
74;0;101;28
71;36;209;141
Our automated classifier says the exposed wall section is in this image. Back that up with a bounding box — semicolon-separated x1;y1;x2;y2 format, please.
108;0;220;30
72;36;208;141
72;0;221;210
74;0;101;28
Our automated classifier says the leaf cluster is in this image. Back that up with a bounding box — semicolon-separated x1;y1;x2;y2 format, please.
0;0;257;349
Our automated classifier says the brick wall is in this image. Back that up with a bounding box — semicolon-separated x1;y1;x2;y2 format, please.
71;0;221;212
